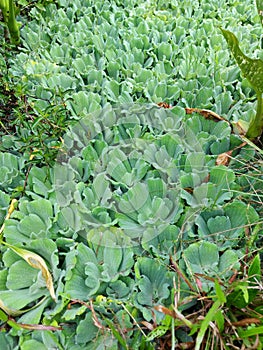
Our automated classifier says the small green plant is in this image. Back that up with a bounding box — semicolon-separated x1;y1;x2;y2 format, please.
220;1;263;139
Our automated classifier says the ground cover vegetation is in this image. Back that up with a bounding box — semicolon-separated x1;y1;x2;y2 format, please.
0;0;263;349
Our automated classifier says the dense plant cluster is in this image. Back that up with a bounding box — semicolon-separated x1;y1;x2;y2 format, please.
0;0;262;349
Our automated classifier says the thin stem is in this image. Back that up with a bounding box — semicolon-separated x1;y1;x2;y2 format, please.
171;317;175;350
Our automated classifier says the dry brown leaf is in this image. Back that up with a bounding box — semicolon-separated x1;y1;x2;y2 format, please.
185;107;231;124
216;142;247;166
176;341;195;349
232;318;261;327
216;151;232;166
154;305;176;318
141;321;154;330
157;102;172;108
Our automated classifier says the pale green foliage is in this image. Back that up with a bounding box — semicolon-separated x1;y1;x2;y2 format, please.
0;0;262;349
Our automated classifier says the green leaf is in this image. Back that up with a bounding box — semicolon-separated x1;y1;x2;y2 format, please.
184;241;219;275
238;326;263;338
248;254;261;279
0;190;10;225
17;298;50;324
0;289;47;313
20;340;47;350
154;83;167;99
214;280;226;304
135;68;153;83
214;91;233;115
220;28;263;138
214;310;225;332
76;312;99;344
195;300;222;350
104;80;120;101
18;214;47;237
227;283;249;308
65;243;99;299
87;69;103;85
118;182;149;218
218;250;240;276
106;279;131;299
145;325;169;341
84;262;101;295
220;28;263;93
0;152;24;189
0;309;8;322
197;215;232;249
102;247;123;281
41;330;64;350
184;242;239;291
209;166;235;198
27;167;52;197
135;257;171;320
62;305;87;321
247;254;261;303
26;199;53;224
183;152;206;174
147;178;166;199
107;62;120;79
0;332;16;349
61;205;82;232
157;42;173;59
6;260;38;289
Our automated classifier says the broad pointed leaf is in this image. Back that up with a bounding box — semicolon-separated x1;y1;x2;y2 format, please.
220;28;263;93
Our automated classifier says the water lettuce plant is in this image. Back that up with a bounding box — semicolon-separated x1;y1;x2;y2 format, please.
0;103;261;349
0;0;262;349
